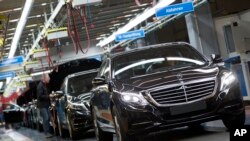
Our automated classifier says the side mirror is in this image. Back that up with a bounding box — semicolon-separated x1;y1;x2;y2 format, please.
92;76;106;86
210;54;222;63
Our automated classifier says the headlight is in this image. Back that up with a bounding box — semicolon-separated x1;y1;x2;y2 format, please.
118;91;148;105
220;72;236;91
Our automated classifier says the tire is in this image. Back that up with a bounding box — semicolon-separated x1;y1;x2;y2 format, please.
92;108;113;141
112;106;137;141
222;111;246;130
66;114;78;140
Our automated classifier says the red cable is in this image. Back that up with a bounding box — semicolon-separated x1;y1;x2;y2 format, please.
76;7;90;53
66;3;78;54
43;38;53;68
66;2;91;54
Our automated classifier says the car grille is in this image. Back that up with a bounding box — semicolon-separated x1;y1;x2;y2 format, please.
148;79;216;106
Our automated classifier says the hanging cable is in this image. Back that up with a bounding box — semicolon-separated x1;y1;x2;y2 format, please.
42;37;53;69
66;0;90;54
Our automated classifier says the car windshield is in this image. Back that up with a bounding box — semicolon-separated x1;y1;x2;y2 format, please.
67;72;97;96
113;44;207;80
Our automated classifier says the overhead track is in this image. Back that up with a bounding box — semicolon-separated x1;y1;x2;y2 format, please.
25;0;65;62
96;0;176;47
108;0;208;51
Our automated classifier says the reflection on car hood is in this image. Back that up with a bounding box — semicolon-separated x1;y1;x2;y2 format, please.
113;65;219;92
68;92;91;103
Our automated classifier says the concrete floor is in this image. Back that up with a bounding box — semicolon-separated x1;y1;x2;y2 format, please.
0;107;249;141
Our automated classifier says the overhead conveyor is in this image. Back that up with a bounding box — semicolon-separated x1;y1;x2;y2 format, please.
101;0;208;51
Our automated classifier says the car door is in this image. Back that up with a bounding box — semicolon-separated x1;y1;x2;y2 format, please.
91;59;113;124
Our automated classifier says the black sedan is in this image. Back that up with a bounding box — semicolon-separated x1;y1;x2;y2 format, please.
90;42;245;141
55;69;98;139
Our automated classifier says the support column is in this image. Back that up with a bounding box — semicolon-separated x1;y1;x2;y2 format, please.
183;0;220;58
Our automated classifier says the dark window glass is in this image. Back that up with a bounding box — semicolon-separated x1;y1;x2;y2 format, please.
67;72;97;96
113;45;207;80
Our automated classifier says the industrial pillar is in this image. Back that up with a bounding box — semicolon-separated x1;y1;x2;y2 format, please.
183;0;220;58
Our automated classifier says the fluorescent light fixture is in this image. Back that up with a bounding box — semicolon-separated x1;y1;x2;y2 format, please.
4;47;10;50
97;0;176;47
26;24;37;28
9;28;16;31
13;7;22;11
9;0;34;58
7;33;14;36
41;3;47;6
10;19;19;22
31;70;52;76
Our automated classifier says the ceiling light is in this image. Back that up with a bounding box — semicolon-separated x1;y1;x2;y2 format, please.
25;41;28;43
9;28;16;31
9;0;34;58
26;24;37;28
36;15;42;18
97;0;176;47
13;8;22;11
31;70;52;76
4;47;10;50
41;3;47;6
124;14;133;18
10;19;19;22
7;33;14;36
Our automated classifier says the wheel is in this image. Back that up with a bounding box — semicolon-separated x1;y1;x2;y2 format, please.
66;114;78;140
112;107;137;141
92;107;113;141
222;111;246;130
57;115;66;138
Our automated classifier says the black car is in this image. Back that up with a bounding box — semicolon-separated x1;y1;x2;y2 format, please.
3;103;25;128
55;69;98;139
90;42;245;141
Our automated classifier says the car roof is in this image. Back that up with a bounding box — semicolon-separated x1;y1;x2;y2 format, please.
109;42;190;59
66;69;98;79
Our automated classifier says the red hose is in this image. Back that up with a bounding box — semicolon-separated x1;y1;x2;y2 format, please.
66;1;90;54
43;38;53;68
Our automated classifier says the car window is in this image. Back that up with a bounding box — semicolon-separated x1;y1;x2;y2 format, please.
67;72;98;96
113;45;207;80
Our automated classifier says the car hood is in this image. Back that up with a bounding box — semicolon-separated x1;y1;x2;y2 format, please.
113;65;219;92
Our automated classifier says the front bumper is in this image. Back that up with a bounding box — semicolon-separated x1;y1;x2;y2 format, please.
68;109;93;131
114;85;245;135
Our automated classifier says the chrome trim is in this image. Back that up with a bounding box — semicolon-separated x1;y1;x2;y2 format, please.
146;77;218;107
